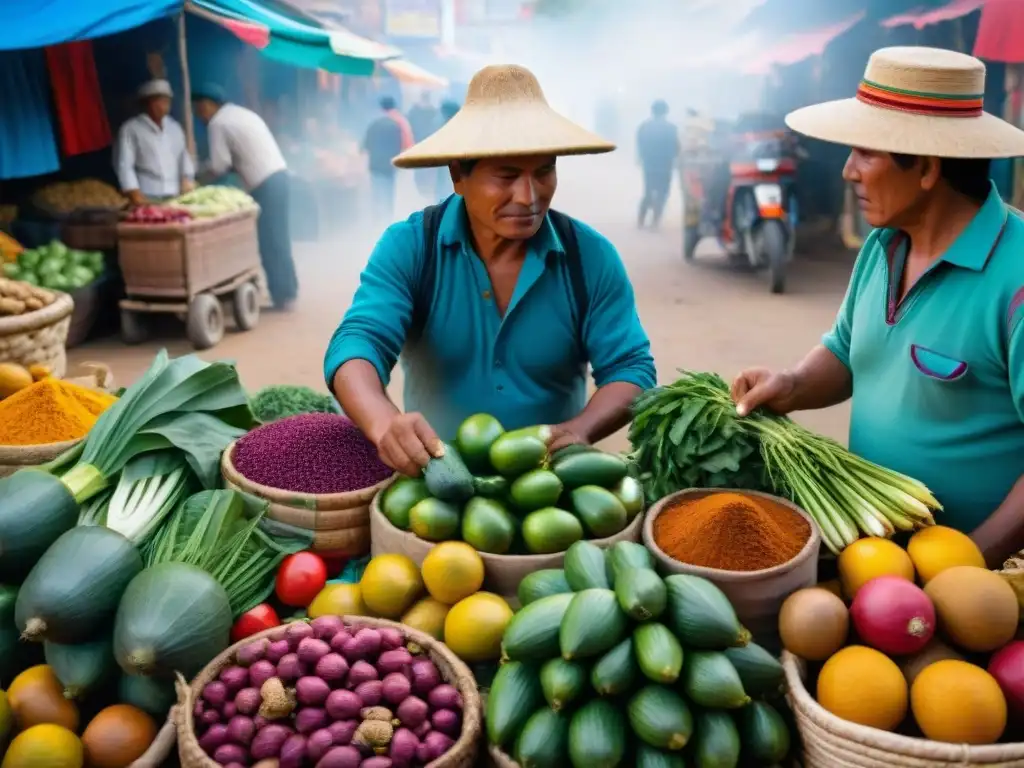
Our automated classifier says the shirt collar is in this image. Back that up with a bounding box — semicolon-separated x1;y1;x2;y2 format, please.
938;181;1008;271
140;114;164;133
437;195;566;257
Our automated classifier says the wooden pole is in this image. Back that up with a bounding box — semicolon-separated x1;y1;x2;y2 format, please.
177;11;197;159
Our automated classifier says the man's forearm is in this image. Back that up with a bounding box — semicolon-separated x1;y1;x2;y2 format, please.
971;475;1024;568
331;359;399;446
785;345;854;412
565;381;643;444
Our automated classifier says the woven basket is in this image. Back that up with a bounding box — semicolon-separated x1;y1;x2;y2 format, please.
783;651;1024;767
487;744;518;767
175;617;482;768
128;713;178;768
221;441;392;556
0;289;73;377
0;438;80;479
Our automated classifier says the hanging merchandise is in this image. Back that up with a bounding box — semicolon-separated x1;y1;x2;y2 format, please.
0;49;60;180
44;41;113;157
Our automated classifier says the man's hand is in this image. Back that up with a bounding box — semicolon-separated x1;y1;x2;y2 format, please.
731;368;798;417
181;178;196;193
126;190;146;207
547;422;591;454
374;412;444;477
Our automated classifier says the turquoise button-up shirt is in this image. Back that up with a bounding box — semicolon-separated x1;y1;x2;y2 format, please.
324;196;656;441
823;184;1024;533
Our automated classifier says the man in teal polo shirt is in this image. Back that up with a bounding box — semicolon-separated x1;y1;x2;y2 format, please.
731;47;1024;567
325;64;656;478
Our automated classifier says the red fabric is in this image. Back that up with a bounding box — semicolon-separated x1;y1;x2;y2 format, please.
881;0;984;30
974;0;1024;63
44;41;111;156
387;109;415;150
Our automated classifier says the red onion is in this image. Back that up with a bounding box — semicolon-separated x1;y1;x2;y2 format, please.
851;576;935;655
222;703;237;720
395;696;429;728
226;715;256;746
219;666;249;694
266;639;291;664
307;728;335;762
329;630;353;654
285;622;315;648
315;653;349;686
277;654;305;683
279;734;308;768
431;708;461;737
409;658;441;696
212;744;248;765
236;639;268;667
295;707;328;734
427;684;462;711
378;649;413;676
198;723;229;754
297;637;331;666
249;660;277;689
296;677;331;706
348;660;379;687
354;680;383;706
362;758;394;768
202;681;228;709
325;689;362;720
316;745;362;768
201;710;220;726
417;731;454;763
234;688;261;716
378;627;405;651
311;615;345;640
382;673;411;705
412;720;432;739
989;640;1024;724
389;727;419;768
327;719;358;745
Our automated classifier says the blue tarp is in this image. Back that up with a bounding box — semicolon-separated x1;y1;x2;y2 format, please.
1;0;180;51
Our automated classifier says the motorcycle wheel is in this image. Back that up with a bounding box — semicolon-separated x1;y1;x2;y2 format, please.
683;224;699;262
760;220;788;294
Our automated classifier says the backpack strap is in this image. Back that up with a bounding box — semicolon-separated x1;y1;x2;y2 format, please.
548;209;588;352
409;196;453;344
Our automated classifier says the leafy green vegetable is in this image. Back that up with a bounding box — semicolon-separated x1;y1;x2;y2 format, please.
103;451;196;545
144;489;312;615
250;384;339;423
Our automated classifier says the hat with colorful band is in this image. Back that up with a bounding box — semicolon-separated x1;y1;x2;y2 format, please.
785;46;1024;159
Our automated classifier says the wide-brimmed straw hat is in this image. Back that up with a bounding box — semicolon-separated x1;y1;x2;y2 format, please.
786;46;1024;159
393;64;615;169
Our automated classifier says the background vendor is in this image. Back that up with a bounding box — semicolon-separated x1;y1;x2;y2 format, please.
114;79;195;206
325;64;656;478
731;47;1024;567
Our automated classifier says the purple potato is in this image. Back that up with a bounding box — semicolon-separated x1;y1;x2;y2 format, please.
295;676;331;706
297;637;332;666
249;660;277;690
408;658;440;696
295;707;328;734
202;681;229;709
347;660;378;687
395;696;429;728
223;702;237;720
201;710;221;726
361;758;393;768
377;649;413;677
306;728;336;762
314;745;362;768
226;715;256;746
381;673;411;706
427;684;462;711
311;615;345;640
212;743;250;765
325;689;363;720
234;688;261;716
314;653;349;686
250;724;294;760
431;708;461;738
266;639;291;664
235;638;268;667
279;734;308;768
417;731;454;762
326;719;358;745
197;723;229;754
389;727;419;768
285;621;315;649
329;630;353;655
277;653;305;683
220;666;250;693
353;680;383;706
377;627;405;651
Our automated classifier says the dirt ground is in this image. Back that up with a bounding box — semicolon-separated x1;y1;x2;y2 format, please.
68;152;855;451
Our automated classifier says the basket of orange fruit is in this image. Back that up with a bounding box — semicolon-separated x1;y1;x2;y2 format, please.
778;527;1024;767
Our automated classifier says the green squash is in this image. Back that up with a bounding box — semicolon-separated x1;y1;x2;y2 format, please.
16;526;143;644
0;470;79;582
114;563;231;679
119;673;177;718
44;635;115;699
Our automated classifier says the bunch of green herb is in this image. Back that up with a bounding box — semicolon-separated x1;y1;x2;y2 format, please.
145;489;313;616
630;370;940;553
250;385;339;424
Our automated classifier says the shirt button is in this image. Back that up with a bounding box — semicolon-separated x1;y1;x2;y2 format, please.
495;360;502;368
496;384;504;391
482;290;492;300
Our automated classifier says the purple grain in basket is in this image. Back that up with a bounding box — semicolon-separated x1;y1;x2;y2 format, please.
233;413;392;494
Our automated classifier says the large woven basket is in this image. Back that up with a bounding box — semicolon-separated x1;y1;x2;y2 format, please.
0;438;80;479
221;441;392;556
0;289;73;377
175;616;482;768
783;651;1024;767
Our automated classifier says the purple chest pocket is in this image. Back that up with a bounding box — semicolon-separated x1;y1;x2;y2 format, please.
910;344;968;382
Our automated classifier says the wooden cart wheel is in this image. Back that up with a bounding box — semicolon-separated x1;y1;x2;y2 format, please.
233;281;260;331
186;293;225;351
120;309;149;345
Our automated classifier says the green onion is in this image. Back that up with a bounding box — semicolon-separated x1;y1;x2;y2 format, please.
105;451;194;545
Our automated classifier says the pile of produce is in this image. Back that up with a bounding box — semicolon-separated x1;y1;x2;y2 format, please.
780;527;1022;744
488;539;793;767
0;232;22;262
380;413;643;554
122;205;192;225
0;277;55;316
32;180;126;214
250;384;341;424
194;618;468;766
0;377;117;444
233;413;393;494
652;490;811;572
171;185;258;218
630;371;940;553
3;240;106;291
0;361;50;400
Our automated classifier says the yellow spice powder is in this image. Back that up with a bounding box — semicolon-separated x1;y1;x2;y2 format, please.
0;378;117;445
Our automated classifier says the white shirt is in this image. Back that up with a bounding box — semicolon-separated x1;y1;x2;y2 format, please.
115;114;195;198
206;103;287;191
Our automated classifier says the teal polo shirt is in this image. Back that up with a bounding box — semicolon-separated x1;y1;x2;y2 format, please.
324;196;656;441
823;184;1024;534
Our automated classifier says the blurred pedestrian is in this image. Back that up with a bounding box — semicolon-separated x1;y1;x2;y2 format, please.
363;96;413;225
408;92;441;198
636;99;680;229
193;83;297;311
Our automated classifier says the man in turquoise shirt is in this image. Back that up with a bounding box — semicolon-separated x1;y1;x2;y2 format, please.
732;47;1024;567
325;64;656;477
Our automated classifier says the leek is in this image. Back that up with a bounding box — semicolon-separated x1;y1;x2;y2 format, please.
629;371;942;555
145;489;313;616
104;451;195;545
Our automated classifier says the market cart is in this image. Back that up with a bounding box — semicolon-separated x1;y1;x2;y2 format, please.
115;209;262;350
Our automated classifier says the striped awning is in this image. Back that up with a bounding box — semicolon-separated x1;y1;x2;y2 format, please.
382;58;448;88
741;11;866;75
881;0;985;30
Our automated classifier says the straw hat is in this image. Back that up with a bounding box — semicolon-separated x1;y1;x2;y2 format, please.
393;64;616;169
786;46;1024;159
137;79;173;99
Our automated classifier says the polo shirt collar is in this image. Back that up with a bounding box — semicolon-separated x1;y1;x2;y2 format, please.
940;181;1008;272
437;195;566;257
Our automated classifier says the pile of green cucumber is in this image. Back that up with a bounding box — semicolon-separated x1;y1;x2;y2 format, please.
379;414;644;555
487;540;793;768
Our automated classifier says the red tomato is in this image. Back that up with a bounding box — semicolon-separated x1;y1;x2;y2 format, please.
275;551;328;607
231;603;281;643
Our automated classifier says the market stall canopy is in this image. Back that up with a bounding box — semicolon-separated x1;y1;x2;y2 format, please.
1;0;180;50
382;58;448;88
881;0;985;30
974;0;1024;63
740;11;866;75
187;0;398;75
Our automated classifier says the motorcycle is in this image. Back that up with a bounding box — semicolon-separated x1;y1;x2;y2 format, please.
682;127;800;294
